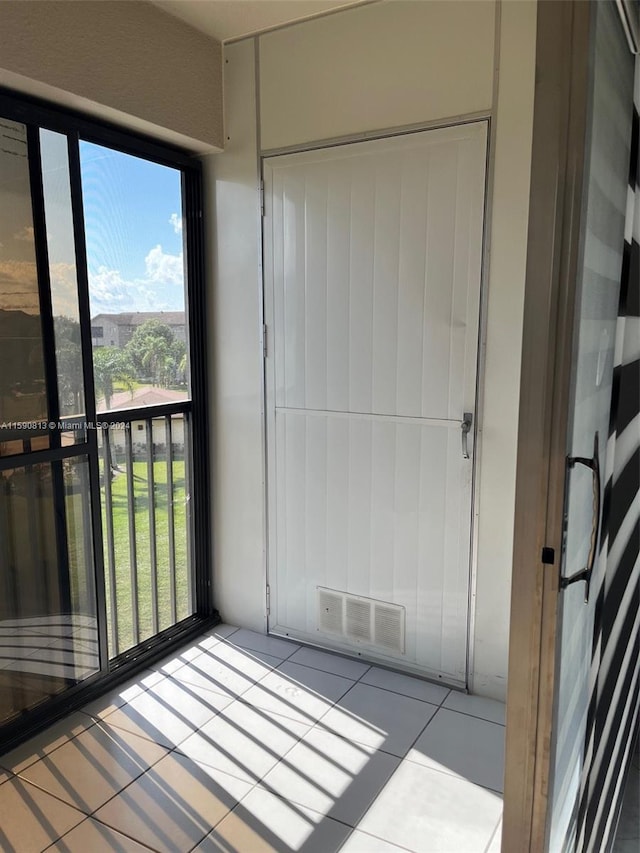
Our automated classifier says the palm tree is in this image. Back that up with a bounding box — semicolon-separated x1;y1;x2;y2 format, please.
93;347;134;409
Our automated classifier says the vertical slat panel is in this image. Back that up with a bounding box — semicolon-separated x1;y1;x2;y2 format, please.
304;163;328;411
326;161;351;411
371;154;401;416
396;149;429;416
348;158;376;414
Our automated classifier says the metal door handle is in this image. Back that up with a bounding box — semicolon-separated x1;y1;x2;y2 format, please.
461;413;473;459
560;432;601;603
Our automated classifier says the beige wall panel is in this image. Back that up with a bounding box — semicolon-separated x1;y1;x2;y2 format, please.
259;0;495;150
0;1;223;152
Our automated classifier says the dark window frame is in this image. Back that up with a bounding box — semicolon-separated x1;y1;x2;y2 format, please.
0;87;216;753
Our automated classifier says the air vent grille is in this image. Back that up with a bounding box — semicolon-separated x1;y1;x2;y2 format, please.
316;587;405;654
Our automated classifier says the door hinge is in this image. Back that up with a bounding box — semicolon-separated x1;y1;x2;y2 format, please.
266;584;271;615
259;179;265;216
262;323;268;358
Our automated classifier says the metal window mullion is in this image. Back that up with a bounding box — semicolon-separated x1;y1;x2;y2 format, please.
26;126;60;447
165;416;177;625
125;425;139;646
101;428;119;657
66;132;109;673
183;166;211;616
146;419;159;635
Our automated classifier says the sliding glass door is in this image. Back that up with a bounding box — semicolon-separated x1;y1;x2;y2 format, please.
0;95;209;741
0;117;100;726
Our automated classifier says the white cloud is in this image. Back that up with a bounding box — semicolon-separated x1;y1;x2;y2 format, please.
169;213;182;234
144;244;184;285
88;245;184;315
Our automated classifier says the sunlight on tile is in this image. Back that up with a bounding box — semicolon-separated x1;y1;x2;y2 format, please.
359;760;502;852
102;676;231;748
19;721;169;813
196;787;351;853
174;643;282;699
320;683;437;756
242;661;354;725
0;776;84;853
0;711;95;774
49;817;154;852
93;751;252;853
260;726;400;825
178;699;310;783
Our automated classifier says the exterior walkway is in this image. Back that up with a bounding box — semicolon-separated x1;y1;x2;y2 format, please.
0;625;505;852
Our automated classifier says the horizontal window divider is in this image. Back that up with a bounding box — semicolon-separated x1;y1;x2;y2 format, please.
0;442;90;471
97;401;192;424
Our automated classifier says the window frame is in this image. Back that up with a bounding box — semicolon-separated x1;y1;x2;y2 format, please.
0;87;215;752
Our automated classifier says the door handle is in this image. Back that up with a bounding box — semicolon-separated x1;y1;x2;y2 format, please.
559;432;601;603
461;413;473;459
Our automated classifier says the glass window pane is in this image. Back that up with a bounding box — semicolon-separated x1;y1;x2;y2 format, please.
80;143;189;413
40;129;85;422
0;457;99;725
0;118;48;435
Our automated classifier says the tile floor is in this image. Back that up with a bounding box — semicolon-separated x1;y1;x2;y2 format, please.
0;625;506;852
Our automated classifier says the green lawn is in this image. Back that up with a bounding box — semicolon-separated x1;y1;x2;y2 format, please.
101;457;192;655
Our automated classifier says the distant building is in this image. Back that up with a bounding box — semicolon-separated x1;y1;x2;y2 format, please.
91;311;186;348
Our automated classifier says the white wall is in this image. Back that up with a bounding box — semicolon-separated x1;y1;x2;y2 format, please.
208;0;537;700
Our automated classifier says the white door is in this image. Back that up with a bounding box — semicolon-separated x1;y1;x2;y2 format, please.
263;122;487;684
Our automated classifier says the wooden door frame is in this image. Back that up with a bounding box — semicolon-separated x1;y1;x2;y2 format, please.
502;1;592;850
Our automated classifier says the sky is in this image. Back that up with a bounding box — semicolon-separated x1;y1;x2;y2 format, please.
0;125;186;319
80;140;186;317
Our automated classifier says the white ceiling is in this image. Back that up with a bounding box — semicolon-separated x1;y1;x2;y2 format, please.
152;0;371;43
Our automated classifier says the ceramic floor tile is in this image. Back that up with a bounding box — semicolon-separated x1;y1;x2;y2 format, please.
442;691;506;726
80;677;148;720
19;720;169;813
243;661;355;725
408;708;505;792
0;776;85;853
93;751;252;853
205;623;240;641
287;647;371;681
178;699;310;784
260;725;400;826
226;629;300;660
194;786;351;853
100;676;229;749
358;760;502;852
360;667;449;705
340;829;409;852
174;643;282;699
320;683;437;757
0;712;96;774
48;817;155;852
486;819;502;853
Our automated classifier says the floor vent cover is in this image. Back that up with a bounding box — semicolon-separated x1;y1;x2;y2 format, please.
317;587;405;654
